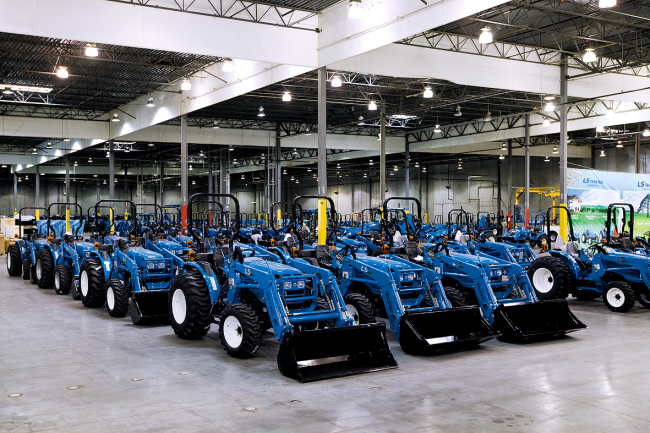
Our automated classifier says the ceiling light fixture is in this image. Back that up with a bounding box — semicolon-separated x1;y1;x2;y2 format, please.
423;86;434;99
40;172;45;176
348;0;362;19
32;148;37;154
543;118;551;127
103;180;107;185
600;149;606;157
644;129;650;137
358;115;365;126
478;26;493;44
64;138;70;142
181;78;192;91
2;84;53;93
596;125;606;133
454;106;462;116
434;124;442;133
88;157;92;163
553;146;559;154
146;97;155;107
257;106;265;117
483;111;492;122
56;66;68;78
369;159;374;165
47;142;52;148
192;180;196;185
331;75;342;87
368;100;377;111
499;154;505;160
189;164;193;171
544;102;555;112
111;113;120;122
222;59;234;72
85;44;99;57
599;0;616;8
305;128;311;136
617;141;624;148
292;148;298;155
229;145;234;151
282;91;291;102
148;142;154;147
213;121;220;129
544;95;556;101
583;48;597;63
544;156;550;162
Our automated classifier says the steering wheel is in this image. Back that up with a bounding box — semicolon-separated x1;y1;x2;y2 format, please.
340;244;358;259
432;242;450;256
589;244;608;255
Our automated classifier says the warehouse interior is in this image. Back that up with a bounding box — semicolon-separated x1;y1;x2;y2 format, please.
4;1;650;432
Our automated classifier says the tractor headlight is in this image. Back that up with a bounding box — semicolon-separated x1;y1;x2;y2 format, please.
295;280;305;289
492;269;502;277
158;262;165;268
284;281;293;290
85;252;91;258
405;272;415;281
147;262;154;269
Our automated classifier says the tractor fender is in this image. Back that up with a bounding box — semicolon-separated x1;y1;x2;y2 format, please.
183;262;220;301
547;250;582;277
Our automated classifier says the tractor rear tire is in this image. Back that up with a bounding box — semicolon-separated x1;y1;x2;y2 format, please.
444;286;468;307
603;281;635;312
105;279;130;317
549;231;558;242
22;259;30;281
54;265;72;295
168;268;211;340
344;292;376;325
637;290;650;309
7;243;22;277
219;304;262;359
79;258;106;308
36;249;55;289
537;234;549;249
527;256;570;300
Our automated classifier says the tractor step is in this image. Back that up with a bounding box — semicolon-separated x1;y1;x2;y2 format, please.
277;322;397;383
398;306;499;355
130;291;170;326
493;299;587;342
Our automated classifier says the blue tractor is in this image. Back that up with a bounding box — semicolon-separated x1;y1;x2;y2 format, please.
166;193;397;382
6;207;49;282
78;199;175;325
528;206;650;311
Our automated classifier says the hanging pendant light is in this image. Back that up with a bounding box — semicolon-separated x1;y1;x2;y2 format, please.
348;0;362;19
478;27;493;44
543;118;551;127
583;48;597;63
368;100;377;111
331;75;342;87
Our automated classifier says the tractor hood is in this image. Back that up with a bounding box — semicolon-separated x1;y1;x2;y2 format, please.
448;251;501;266
156;239;185;255
74;241;96;256
355;255;411;271
245;259;303;277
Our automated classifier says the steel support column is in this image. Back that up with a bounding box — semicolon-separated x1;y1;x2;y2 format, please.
634;130;641;173
276;124;282;206
380;105;386;203
405;135;410;201
160;161;164;205
181;114;188;231
559;59;568;242
13;172;17;215
65;157;70;204
35;164;40;213
317;66;327;196
109;140;115;199
507;139;513;228
524;114;530;229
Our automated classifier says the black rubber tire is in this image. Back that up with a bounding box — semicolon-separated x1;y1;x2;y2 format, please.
549;231;558;242
444;286;468;307
537;234;549;249
79;258;106;308
7;243;22;277
22;259;31;281
581;233;587;243
105;279;130;317
638;290;650;309
219;304;262;359
573;290;600;301
168;268;212;340
36;249;55;289
344;292;376;325
54;265;73;295
527;256;570;299
603;281;635;312
529;239;537;247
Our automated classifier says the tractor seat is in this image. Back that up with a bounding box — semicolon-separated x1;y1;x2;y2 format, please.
213;246;231;270
315;244;333;267
404;241;421;260
196;253;213;264
298;249;316;259
303;257;319;267
566;241;580;260
620;238;635;252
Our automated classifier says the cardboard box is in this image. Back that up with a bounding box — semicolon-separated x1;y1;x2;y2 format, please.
0;234;5;255
4;238;15;256
4;226;20;239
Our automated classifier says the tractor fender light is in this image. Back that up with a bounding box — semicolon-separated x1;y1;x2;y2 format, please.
188;250;196;261
187;240;192;247
94;242;100;250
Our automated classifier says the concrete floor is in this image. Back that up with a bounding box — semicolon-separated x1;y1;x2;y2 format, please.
3;256;650;432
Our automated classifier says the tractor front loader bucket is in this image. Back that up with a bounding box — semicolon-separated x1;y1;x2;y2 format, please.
493;299;587;342
277;323;397;383
130;291;170;325
398;306;499;355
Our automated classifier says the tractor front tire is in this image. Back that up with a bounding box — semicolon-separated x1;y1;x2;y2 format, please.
105;279;130;317
344;292;376;325
537;234;549;249
637;290;650;309
54;265;72;295
219;304;262;359
444;286;468;307
22;259;31;281
79;258;106;308
36;249;55;289
603;281;635;312
7;244;22;277
168;268;211;340
527;256;570;299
